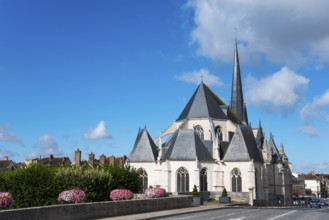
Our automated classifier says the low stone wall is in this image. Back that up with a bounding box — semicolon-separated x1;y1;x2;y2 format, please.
0;196;193;220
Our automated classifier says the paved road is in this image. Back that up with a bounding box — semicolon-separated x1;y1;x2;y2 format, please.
152;207;329;220
98;205;329;220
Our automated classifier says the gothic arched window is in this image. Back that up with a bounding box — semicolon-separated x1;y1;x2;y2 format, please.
200;168;208;191
215;126;223;141
194;125;204;140
138;168;148;192
231;168;242;192
177;167;189;192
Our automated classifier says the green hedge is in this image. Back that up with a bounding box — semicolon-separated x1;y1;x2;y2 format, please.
0;165;58;208
56;166;112;202
0;164;142;208
104;165;141;193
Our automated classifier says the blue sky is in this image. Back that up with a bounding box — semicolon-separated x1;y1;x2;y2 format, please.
1;0;329;174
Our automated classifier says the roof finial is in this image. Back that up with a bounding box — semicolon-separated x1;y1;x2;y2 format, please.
201;72;204;83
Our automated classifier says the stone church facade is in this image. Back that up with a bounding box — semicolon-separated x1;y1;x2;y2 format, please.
128;42;293;205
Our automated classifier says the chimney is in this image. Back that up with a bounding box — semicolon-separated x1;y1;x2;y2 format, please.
3;156;8;161
75;148;81;165
88;152;95;167
109;156;115;166
100;154;106;166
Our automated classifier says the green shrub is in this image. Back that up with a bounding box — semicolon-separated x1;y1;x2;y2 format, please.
103;165;141;193
192;185;199;196
0;164;59;208
0;164;142;208
56;165;112;202
221;187;228;197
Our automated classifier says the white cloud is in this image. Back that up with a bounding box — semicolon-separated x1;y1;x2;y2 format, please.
300;89;329;121
0;147;17;160
26;152;38;160
187;0;329;67
175;68;223;86
298;125;320;137
294;161;329;174
29;134;63;159
0;124;23;145
83;121;112;140
245;67;309;114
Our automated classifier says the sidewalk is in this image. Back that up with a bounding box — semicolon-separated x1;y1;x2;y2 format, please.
97;202;237;220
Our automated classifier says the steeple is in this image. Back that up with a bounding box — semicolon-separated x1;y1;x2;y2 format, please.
230;36;248;125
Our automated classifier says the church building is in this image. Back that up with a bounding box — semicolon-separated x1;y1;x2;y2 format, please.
128;42;293;205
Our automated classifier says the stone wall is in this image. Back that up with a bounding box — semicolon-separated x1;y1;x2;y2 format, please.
0;196;193;220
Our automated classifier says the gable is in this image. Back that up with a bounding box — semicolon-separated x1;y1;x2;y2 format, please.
223;125;262;162
129;128;158;162
176;83;228;121
162;129;213;161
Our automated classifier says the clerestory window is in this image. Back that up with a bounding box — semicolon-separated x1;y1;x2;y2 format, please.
194;125;204;140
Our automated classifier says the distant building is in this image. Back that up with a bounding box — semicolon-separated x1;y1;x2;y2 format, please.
74;148;127;167
128;42;293;205
0;156;15;171
292;172;306;197
305;172;321;197
320;176;328;198
25;154;71;166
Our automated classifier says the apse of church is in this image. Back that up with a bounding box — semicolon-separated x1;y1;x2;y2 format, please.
128;42;293;205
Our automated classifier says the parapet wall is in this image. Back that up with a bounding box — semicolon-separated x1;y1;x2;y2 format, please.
0;196;193;220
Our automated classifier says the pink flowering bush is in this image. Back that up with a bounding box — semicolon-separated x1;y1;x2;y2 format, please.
58;189;85;204
110;189;134;201
144;187;167;198
0;192;14;209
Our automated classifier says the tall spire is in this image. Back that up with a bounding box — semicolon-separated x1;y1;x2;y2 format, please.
230;33;248;125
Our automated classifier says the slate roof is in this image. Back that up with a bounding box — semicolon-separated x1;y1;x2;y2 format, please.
268;133;281;162
176;82;228;121
129;128;158;162
0;160;14;170
162;129;213;161
255;121;265;149
202;140;213;157
223;124;262;162
230;40;248;124
219;141;230;160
